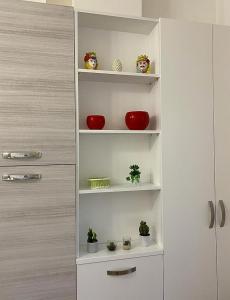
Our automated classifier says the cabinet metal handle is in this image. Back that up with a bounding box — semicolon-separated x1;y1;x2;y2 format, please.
208;201;215;228
2;174;41;182
107;267;136;276
2;152;42;160
219;200;226;228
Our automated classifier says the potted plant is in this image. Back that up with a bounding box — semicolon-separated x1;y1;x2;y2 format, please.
139;221;151;247
126;164;141;184
87;228;98;253
107;240;117;251
122;236;131;250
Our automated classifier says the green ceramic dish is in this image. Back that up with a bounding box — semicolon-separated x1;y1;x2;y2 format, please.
88;177;110;189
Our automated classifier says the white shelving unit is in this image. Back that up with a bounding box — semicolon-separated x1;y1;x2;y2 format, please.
77;242;163;265
76;10;162;267
79;129;160;135
79;183;161;194
78;69;160;84
78;10;158;34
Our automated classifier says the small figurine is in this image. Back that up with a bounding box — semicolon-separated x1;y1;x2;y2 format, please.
112;59;123;72
84;52;98;70
136;54;150;73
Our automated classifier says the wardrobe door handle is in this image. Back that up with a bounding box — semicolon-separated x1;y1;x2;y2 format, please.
208;201;215;228
2;151;42;160
219;200;226;228
2;174;41;182
107;267;136;276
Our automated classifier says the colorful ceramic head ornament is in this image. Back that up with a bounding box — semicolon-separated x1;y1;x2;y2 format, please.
136;54;150;73
84;52;98;70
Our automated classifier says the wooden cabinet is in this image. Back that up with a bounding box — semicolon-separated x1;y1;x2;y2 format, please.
213;24;230;300
161;19;217;300
0;0;75;166
0;2;76;300
0;165;76;300
77;255;163;300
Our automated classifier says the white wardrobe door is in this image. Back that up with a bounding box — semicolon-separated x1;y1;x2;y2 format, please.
161;19;217;300
213;24;230;300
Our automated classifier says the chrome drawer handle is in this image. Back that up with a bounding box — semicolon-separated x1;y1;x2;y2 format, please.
208;201;215;228
219;200;226;228
2;152;42;160
2;174;42;181
107;267;136;276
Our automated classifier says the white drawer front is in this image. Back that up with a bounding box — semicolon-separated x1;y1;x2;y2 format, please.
77;255;163;300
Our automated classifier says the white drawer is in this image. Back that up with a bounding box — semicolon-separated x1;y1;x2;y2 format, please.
77;255;163;300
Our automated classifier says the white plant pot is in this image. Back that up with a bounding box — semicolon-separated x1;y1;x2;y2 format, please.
140;235;151;247
87;242;98;253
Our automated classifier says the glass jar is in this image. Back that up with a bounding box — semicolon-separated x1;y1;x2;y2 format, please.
122;236;131;250
107;240;117;251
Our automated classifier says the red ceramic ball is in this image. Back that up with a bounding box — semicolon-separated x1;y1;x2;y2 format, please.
87;115;105;130
125;111;150;130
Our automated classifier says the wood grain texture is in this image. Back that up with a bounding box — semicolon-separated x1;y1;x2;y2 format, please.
0;164;76;300
0;0;75;166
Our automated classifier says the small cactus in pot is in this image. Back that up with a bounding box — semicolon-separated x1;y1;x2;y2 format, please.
87;228;98;253
139;221;151;247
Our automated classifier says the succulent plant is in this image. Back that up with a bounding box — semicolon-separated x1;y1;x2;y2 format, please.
87;228;98;243
107;241;117;251
139;221;150;236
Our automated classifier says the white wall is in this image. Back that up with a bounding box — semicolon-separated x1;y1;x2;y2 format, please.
23;0;46;2
47;0;72;5
74;0;142;16
142;0;216;24
216;0;230;25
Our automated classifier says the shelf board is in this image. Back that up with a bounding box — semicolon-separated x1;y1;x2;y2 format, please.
78;69;160;84
79;183;161;195
77;243;163;265
78;10;158;35
79;129;160;135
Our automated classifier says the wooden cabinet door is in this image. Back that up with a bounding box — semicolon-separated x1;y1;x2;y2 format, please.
161;19;217;300
0;165;76;300
0;0;75;166
213;24;230;300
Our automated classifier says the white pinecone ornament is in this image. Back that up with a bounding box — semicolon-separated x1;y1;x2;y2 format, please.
112;59;122;72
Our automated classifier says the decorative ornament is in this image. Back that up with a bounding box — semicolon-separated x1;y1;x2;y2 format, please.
86;115;105;130
126;164;141;184
112;59;123;72
136;54;151;73
84;52;98;70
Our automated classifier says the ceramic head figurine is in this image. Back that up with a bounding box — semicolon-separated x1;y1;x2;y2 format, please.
136;54;150;73
84;52;98;70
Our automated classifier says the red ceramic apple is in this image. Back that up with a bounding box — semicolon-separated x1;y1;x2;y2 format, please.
87;115;105;130
125;111;150;130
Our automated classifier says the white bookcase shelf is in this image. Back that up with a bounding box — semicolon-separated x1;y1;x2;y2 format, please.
78;10;158;34
78;69;160;85
77;243;163;265
77;10;162;265
79;183;161;195
79;129;160;135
